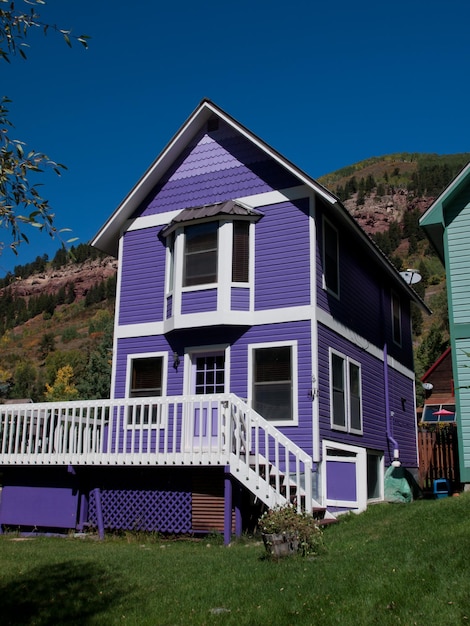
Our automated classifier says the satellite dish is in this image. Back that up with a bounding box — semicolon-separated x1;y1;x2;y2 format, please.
422;382;433;391
400;269;422;285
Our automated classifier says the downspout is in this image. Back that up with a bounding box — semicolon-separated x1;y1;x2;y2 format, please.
383;342;401;467
381;286;401;468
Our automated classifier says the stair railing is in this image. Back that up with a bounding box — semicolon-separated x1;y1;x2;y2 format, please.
228;394;313;513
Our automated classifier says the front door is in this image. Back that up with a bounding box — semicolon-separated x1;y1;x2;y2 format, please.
190;351;226;450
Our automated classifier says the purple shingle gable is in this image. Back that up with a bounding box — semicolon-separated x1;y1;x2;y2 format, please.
133;122;299;218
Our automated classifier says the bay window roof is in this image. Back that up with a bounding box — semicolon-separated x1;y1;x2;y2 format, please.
160;200;263;238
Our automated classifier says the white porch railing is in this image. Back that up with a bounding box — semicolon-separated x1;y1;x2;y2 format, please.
0;394;313;512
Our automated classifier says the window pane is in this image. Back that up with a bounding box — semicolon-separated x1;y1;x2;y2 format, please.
184;222;218;286
349;363;362;431
232;221;249;282
332;353;346;428
253;347;292;420
131;357;162;397
255;346;291;382
422;405;439;422
254;383;292;421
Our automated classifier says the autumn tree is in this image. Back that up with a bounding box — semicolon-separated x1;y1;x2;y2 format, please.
44;364;79;401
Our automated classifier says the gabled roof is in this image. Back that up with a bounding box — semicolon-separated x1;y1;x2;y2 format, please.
420;162;470;262
92;98;428;310
421;346;452;381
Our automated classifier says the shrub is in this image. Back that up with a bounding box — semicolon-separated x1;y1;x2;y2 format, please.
258;505;324;557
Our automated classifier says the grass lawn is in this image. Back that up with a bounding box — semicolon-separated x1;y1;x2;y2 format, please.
1;494;470;625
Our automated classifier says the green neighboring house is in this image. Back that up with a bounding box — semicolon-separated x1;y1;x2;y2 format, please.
420;162;470;484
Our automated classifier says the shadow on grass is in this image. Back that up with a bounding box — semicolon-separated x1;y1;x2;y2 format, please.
1;559;126;625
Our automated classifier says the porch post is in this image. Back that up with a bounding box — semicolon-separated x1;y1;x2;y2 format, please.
77;491;89;532
224;468;232;545
93;488;105;540
234;484;243;538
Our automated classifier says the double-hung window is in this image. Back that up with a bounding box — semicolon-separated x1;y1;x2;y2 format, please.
323;217;339;297
330;350;362;434
251;343;296;423
183;222;218;287
127;355;165;425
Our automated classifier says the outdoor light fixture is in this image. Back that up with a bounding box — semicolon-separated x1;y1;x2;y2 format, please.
173;351;180;370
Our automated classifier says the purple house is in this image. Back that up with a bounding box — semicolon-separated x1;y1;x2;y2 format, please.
0;101;425;538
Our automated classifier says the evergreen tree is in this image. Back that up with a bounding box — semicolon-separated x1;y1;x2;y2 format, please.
78;317;113;399
10;361;38;400
38;332;56;359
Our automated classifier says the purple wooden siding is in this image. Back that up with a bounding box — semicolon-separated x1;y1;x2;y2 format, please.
181;288;217;314
317;322;417;468
255;199;310;311
386;365;418;467
114;321;314;456
114;336;183;399
229;320;314;456
315;202;414;371
135;122;298;218
231;287;250;311
119;228;165;325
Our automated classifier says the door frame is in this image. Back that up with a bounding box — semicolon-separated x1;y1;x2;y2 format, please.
321;439;367;513
183;344;230;450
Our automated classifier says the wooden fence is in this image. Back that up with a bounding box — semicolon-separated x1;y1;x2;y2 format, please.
418;424;460;491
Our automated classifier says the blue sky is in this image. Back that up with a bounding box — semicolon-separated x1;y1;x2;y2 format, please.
2;0;469;275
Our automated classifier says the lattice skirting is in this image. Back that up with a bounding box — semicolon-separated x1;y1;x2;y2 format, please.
88;488;192;533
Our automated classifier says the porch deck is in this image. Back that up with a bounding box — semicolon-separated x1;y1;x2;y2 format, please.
0;394;314;512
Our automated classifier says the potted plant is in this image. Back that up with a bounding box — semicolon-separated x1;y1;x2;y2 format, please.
258;505;323;558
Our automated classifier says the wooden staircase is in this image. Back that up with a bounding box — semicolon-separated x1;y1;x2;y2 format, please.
227;394;337;525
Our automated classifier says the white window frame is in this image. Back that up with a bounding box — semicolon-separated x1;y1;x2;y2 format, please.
248;340;298;426
329;348;363;435
166;218;254;296
322;216;340;298
125;351;168;428
391;290;402;346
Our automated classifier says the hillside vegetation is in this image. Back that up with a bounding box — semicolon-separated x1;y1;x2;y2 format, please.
0;244;117;402
0;153;468;403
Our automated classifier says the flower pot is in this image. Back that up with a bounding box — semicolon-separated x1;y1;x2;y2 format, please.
262;533;299;557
